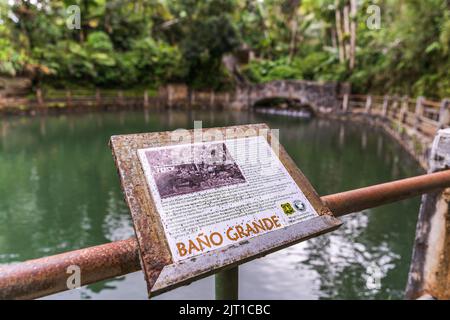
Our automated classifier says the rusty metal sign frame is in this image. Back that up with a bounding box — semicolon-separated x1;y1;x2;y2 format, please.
109;123;342;296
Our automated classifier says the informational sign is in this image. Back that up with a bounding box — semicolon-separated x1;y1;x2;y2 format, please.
138;136;319;262
110;123;341;296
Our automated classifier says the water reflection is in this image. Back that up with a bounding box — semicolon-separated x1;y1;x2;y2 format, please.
0;110;422;299
102;190;134;242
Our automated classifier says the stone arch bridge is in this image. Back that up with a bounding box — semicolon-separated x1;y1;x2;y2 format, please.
161;80;341;112
232;80;339;111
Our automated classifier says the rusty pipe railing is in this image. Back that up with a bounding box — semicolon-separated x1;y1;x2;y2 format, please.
0;238;141;300
1;170;450;300
322;170;450;216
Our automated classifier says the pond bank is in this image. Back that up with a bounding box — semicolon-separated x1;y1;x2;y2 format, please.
323;112;430;171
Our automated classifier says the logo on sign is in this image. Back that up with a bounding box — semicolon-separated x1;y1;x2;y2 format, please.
281;203;295;215
293;200;306;212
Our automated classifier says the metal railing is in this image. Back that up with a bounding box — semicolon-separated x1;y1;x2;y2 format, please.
1;170;450;300
27;89;162;109
341;94;450;137
5;89;233;110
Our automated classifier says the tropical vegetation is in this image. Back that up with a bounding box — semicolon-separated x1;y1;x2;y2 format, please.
0;0;449;98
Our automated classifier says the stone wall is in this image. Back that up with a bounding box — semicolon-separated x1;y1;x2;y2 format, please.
0;77;31;108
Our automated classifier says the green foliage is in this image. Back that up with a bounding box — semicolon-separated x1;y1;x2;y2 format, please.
243;51;342;83
346;0;450;98
38;34;182;88
0;38;28;76
243;58;302;82
0;19;28;76
0;0;449;98
172;0;240;89
299;52;336;80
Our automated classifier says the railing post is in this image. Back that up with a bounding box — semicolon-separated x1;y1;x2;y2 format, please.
191;91;196;105
342;94;349;112
400;95;409;123
391;96;399;119
438;99;450;129
210;90;215;108
143;90;149;108
382;95;389;117
414;96;424;132
96;89;101;106
365;95;372;114
118;90;124;107
215;266;239;300
405;128;450;300
66;89;72;108
36;88;44;107
167;86;174;108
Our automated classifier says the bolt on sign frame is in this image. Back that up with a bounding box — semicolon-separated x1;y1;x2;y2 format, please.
109;123;342;297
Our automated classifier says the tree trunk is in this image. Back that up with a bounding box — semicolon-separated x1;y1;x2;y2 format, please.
256;1;270;58
331;28;338;49
343;3;351;67
349;0;357;70
335;0;345;63
288;18;299;62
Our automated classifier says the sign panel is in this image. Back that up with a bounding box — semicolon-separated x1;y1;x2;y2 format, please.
110;123;341;296
138;136;319;262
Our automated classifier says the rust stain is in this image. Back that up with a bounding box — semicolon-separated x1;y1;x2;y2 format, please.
110;134;173;296
0;238;140;300
429;192;450;299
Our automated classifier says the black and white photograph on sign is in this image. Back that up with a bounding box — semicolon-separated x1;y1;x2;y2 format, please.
143;142;247;199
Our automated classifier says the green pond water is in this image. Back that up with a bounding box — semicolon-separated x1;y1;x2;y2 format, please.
0;109;423;299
